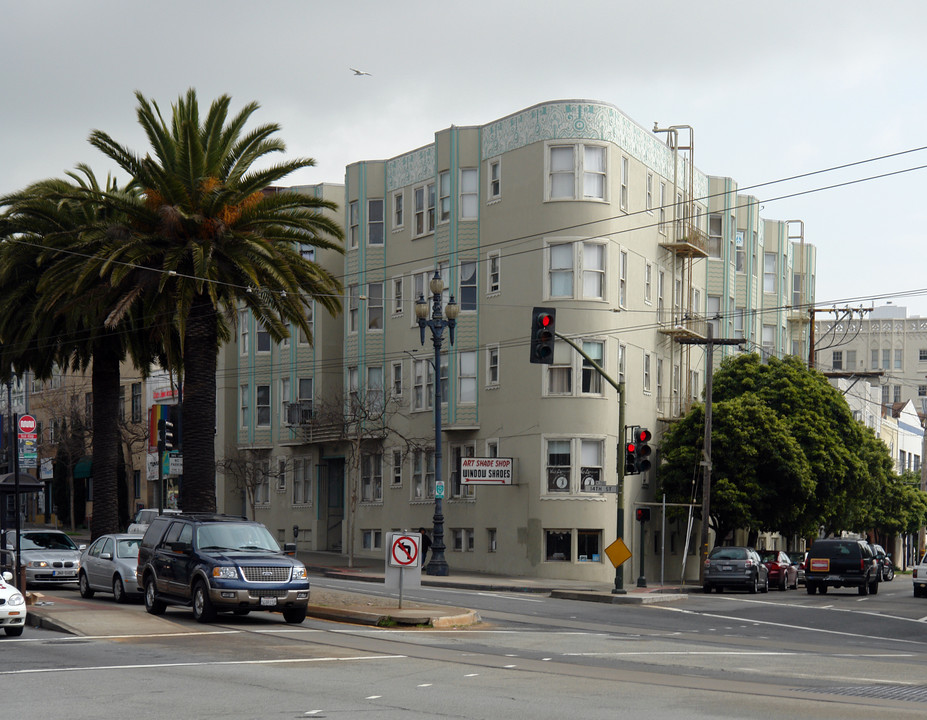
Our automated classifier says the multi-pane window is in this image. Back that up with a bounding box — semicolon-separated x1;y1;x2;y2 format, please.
547;143;607;200
412;449;434;499
392;449;403;485
452;444;476;498
546;530;571;561
347;366;359;408
619;155;629;211
581;341;604;394
131;382;142;423
578;530;602;562
644;263;652;304
392;190;403;229
580;440;603;493
348;200;359;249
549;243;573;297
257;328;271;353
895;349;903;369
459;351;477;404
414;182;435;236
763;253;776;293
392;276;403;315
618;250;628;307
240;384;249;427
618;343;626;384
367;366;384;413
299;303;313;345
546;440;571;493
367;282;383;330
256;385;270;427
368;199;384;245
254;461;270;505
488;159;501;199
392;361;403;397
239;310;249;354
872;349;879;368
920;349;927;362
645;172;653;212
451;529;475;552
846;350;856;369
460;168;478;219
709;214;723;258
413;359;433;411
298;377;313;405
348;284;359;333
487;252;501;293
735;230;745;272
361;453;382;502
438;171;451;223
832;351;843;370
883;349;891;369
659;182;667;234
643;353;651;393
362;530;382;550
762;325;775;355
280;377;290;423
547;341;572;395
459;261;477;311
487;345;499;386
583;243;605;300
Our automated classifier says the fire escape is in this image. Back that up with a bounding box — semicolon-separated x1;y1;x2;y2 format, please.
653;124;708;420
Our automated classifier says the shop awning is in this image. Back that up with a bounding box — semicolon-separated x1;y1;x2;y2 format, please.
0;472;45;494
73;456;93;479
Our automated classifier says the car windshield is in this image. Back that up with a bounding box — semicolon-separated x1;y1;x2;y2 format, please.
710;547;747;561
19;532;79;551
759;551;779;562
195;523;280;552
116;538;141;558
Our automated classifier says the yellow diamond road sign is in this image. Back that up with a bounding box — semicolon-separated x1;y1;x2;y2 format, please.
605;538;632;568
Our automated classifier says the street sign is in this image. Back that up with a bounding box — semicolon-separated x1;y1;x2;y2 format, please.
389;534;420;567
590;483;619;493
460;457;514;485
18;415;37;434
435;480;445;499
605;537;632;568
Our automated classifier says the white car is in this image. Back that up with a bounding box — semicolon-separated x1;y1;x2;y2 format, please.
0;570;27;636
127;508;181;535
913;553;927;597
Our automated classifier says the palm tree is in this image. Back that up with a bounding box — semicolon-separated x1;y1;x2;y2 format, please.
0;167;146;538
87;89;344;511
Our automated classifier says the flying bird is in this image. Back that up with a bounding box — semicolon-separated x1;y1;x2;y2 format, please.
350;67;372;76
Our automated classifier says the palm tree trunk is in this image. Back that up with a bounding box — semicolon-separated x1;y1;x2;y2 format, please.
181;292;218;512
90;334;121;539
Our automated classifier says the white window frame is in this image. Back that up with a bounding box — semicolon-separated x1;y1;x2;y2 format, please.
545;142;608;202
348;284;359;333
240;383;249;428
412;358;433;412
392;190;404;230
413;182;435;238
645;172;653;213
392;361;403;398
256;384;271;427
392;275;404;315
348;200;359;249
367;281;383;331
368;198;384;246
239;310;248;355
438;170;451;223
620;155;629;211
459;260;477;311
618;249;628;308
546;239;607;301
487;251;501;294
643;353;652;394
460;168;478;220
486;345;500;387
488;158;501;200
644;263;653;305
459;350;477;404
361;452;383;503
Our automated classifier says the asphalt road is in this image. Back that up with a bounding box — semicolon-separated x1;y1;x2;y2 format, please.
4;576;927;719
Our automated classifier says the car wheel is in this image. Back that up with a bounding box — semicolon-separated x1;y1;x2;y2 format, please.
715;585;724;593
819;585;827;595
144;576;166;615
749;573;758;594
4;626;24;637
761;574;769;594
283;607;307;624
870;578;879;595
78;571;95;599
915;584;925;598
113;576;128;604
703;584;712;594
778;574;786;591
885;566;895;582
191;581;217;623
806;583;816;594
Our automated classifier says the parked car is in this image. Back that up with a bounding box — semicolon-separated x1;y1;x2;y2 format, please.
913;552;927;597
805;538;880;595
870;543;894;582
703;546;769;594
3;530;84;588
759;550;798;590
0;568;27;636
137;513;311;623
126;507;181;535
79;533;143;603
793;551;808;586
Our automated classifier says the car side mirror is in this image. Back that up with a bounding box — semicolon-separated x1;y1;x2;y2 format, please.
283;542;297;556
169;542;190;554
101;552;113;560
79;544;87;551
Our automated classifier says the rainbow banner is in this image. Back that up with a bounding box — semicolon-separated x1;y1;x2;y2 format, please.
148;404;172;452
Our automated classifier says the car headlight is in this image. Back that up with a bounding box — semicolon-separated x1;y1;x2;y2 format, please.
29;561;49;568
292;566;307;580
212;566;238;580
7;593;24;607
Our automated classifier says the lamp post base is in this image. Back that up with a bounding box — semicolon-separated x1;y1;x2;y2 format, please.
425;557;449;576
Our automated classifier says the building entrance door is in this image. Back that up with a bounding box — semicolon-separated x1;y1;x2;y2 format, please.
319;458;344;553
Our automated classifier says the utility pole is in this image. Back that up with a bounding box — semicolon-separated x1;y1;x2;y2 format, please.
807;306;873;371
677;324;742;584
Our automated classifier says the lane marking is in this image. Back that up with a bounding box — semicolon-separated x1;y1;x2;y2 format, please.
0;654;406;676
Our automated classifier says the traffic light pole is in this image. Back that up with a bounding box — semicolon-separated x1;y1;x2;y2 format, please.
553;332;627;593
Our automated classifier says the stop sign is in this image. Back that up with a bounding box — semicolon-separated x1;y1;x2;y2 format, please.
18;415;37;433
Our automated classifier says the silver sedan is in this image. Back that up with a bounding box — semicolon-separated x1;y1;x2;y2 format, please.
5;530;83;588
79;534;143;603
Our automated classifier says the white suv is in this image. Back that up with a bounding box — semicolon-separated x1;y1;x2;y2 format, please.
913;553;927;597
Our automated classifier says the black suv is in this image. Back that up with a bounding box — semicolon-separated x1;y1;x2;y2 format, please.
804;538;880;596
137;513;310;623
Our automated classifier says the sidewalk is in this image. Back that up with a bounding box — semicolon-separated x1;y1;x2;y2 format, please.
23;526;692;637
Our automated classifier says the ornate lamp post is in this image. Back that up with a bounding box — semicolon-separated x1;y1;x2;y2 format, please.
415;270;458;576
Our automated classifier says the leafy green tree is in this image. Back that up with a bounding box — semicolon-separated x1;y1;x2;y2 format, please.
85;90;344;511
660;353;897;545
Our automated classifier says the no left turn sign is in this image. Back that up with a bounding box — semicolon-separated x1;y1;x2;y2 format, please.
389;534;420;568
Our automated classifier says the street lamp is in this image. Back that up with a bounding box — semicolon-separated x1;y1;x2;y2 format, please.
415;270;458;576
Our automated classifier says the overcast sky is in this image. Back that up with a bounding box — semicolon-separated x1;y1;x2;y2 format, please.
3;1;926;315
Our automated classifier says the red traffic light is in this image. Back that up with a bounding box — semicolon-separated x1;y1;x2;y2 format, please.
636;428;652;443
538;313;552;328
626;442;636;453
635;507;651;522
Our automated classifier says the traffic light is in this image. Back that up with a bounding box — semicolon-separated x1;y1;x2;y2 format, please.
157;405;181;452
635;427;652;473
529;307;556;364
624;441;636;474
636;507;651;523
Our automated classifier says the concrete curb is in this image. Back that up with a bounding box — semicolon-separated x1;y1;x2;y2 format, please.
551;590;688;604
305;604;481;628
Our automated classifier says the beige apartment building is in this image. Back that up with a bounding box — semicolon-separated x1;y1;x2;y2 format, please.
217;99;817;585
